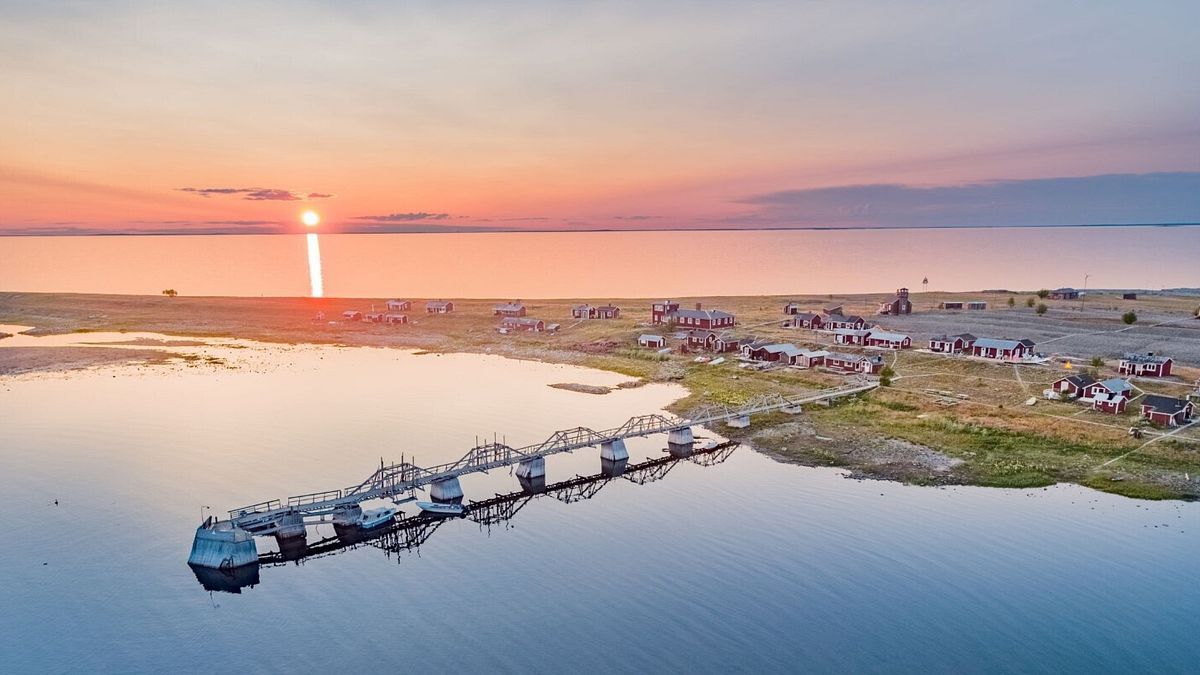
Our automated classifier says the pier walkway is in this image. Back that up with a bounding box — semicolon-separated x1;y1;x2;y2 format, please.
192;442;740;593
223;382;874;535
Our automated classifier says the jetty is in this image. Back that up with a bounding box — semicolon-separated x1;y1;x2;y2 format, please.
189;382;876;571
191;441;741;593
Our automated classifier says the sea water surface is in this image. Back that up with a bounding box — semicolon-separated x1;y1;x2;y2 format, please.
0;335;1198;673
3;226;1199;297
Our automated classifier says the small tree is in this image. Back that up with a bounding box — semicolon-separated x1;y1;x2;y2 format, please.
1090;356;1104;368
1036;303;1048;316
1025;297;1036;308
1007;297;1015;307
1036;289;1050;299
879;365;896;386
1121;310;1137;325
162;289;178;297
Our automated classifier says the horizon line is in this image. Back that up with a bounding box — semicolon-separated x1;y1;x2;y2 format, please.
1;221;1198;238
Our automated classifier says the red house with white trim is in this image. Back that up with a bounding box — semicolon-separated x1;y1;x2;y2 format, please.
1118;353;1173;377
865;329;912;349
651;301;680;324
1051;374;1096;398
877;288;912;316
653;302;735;330
824;352;884;374
825;315;867;331
929;334;976;354
1140;395;1194;427
494;301;527;317
785;312;824;330
500;316;544;332
834;329;870;346
970;337;1035;361
572;304;621;319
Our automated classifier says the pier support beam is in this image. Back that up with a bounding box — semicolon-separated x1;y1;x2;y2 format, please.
667;427;694;445
600;439;629;462
331;504;363;527
601;457;628;477
274;512;306;539
667;442;695;459
516;456;545;479
725;415;751;429
518;474;546;494
781;404;803;415
187;521;259;570
430;477;464;503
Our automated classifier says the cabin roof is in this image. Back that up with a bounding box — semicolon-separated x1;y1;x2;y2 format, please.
1057;374;1096;388
973;337;1026;350
672;308;734;321
1096;378;1133;393
1142;395;1190;415
1121;352;1171;364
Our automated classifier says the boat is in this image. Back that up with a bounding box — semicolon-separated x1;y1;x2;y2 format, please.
415;501;465;517
358;505;398;529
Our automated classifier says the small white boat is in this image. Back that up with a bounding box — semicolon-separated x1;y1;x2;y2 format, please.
358;505;398;529
415;501;465;517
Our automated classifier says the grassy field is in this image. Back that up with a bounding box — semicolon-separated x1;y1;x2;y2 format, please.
3;290;1198;499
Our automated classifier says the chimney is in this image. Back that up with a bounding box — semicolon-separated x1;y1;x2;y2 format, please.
695;302;703;310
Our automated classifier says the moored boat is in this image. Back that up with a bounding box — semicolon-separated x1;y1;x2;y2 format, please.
358;505;398;529
415;501;465;517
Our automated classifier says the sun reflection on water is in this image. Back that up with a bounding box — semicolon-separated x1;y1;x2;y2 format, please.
306;232;324;297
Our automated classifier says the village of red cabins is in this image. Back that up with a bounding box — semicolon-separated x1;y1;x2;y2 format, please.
332;289;1190;426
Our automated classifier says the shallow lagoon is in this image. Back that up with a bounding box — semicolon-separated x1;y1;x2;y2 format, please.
1;338;1197;674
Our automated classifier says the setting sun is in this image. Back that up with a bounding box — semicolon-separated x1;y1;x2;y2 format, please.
301;210;320;227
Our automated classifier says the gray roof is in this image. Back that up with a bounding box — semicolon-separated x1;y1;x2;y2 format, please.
672;308;734;321
828;314;865;323
495;302;525;311
795;349;830;358
1142;395;1191;415
1096;378;1132;393
825;352;864;363
501;316;540;325
868;330;909;342
426;300;452;308
760;343;798;354
932;333;976;342
1058;374;1096;388
639;334;664;342
973;337;1027;350
834;328;871;337
1121;352;1171;364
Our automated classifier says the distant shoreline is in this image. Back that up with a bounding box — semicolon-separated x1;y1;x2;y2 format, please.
1;222;1198;237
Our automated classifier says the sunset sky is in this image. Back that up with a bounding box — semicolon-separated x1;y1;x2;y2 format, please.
2;1;1198;234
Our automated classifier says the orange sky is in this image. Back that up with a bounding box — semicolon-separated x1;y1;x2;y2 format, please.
2;2;1198;233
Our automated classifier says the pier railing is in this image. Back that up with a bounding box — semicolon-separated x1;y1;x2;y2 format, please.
226;382;876;531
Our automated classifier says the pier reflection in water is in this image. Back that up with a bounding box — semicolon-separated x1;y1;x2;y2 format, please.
191;442;738;593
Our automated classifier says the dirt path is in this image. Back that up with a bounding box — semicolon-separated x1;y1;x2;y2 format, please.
1098;420;1199;468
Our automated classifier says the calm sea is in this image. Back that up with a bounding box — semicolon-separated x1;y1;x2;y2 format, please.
0;336;1197;673
2;226;1198;297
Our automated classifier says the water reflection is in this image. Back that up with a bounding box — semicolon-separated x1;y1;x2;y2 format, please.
193;442;734;593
